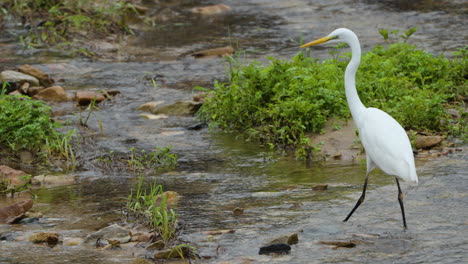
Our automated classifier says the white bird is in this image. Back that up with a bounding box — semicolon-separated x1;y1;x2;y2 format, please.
301;28;418;229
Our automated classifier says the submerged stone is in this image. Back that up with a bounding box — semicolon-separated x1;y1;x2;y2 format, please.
319;240;356;249
191;46;235;58
312;184;328;191
190;4;231;15
139;100;202;116
232;207;244;216
84;224;131;245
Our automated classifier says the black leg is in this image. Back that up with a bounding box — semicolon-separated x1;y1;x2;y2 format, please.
343;173;369;222
396;178;408;230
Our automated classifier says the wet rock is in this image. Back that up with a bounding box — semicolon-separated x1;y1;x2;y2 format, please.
18;217;40;224
187;122;207;130
154;245;190;259
131;232;152;243
0;231;19;241
100;239;121;250
24;211;43;218
0;165;30;186
191;4;231;15
76;91;106;106
160;131;185;136
0;199;33;223
29;232;60;246
88;41;118;53
232;207;244;216
138;100;202;116
269;233;299;245
319;240;356;249
131;258;154;264
137;101;165;112
32;85;68;102
84;224;131;245
139;113;168;120
191;46;235;58
312;184;328;191
63;237;83;246
18;64;54;87
5;213;27;224
0;70;40;86
202;229;235;236
18;82;30;94
26;86;46;97
31;174;76;187
146;240;166;250
415;135;444;149
259;243;291;255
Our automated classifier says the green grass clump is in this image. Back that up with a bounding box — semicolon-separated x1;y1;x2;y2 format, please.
0;91;75;165
1;0;144;49
198;42;467;157
127;174;177;242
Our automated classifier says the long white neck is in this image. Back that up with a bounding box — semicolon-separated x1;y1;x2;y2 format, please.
344;34;366;125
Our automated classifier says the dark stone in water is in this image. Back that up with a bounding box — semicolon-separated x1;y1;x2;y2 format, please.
0;231;18;241
187;122;207;130
18;217;40;224
259;243;291;255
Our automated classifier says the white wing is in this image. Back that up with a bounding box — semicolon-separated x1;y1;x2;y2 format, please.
358;108;418;183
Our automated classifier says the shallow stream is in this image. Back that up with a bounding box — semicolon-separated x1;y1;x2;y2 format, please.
0;0;467;263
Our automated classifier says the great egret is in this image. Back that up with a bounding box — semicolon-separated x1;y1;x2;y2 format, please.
301;28;418;229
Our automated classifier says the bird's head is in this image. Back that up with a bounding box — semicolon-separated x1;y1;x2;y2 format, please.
300;28;356;48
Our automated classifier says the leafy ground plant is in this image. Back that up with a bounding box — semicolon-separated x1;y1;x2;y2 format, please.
198;35;467;159
0;91;75;165
1;0;150;51
127;173;177;242
127;147;178;173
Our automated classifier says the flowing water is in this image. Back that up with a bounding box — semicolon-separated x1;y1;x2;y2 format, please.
0;0;467;263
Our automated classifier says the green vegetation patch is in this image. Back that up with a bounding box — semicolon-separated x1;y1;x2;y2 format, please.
127;174;177;242
198;42;467;157
1;0;143;49
0;92;74;161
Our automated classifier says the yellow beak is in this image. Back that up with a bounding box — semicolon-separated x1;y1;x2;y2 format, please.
300;36;333;48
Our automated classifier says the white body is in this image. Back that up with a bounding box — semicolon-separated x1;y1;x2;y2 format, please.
332;28;418;183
